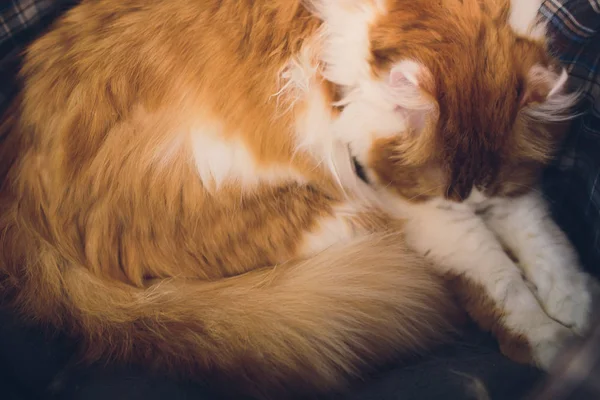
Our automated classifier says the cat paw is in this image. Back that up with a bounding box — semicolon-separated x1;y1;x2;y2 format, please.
529;321;574;370
498;316;573;370
537;271;593;335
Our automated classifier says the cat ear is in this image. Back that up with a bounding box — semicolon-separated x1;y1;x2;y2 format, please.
521;64;568;106
521;64;577;121
387;60;436;131
389;60;422;88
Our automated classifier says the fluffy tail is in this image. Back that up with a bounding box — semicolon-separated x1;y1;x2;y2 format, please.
6;233;459;398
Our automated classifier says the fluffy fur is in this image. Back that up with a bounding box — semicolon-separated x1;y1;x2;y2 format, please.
0;0;596;398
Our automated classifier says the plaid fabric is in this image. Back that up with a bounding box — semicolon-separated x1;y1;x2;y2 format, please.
0;0;56;43
0;0;75;110
540;0;600;276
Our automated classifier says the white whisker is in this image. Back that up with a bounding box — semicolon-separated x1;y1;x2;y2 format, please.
407;184;445;202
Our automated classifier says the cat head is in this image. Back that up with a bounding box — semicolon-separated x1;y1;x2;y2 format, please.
325;0;576;203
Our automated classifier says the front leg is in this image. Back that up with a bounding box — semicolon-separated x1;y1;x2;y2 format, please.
482;192;595;335
403;201;572;369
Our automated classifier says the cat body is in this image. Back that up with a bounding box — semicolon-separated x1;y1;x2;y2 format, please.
0;0;594;398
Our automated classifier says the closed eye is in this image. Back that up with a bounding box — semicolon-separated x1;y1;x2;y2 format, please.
351;156;370;184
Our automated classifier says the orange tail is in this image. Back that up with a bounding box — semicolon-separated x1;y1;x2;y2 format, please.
3;232;458;398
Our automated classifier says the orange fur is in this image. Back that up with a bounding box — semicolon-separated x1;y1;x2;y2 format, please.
0;1;461;398
0;0;577;396
358;0;580;370
367;0;573;201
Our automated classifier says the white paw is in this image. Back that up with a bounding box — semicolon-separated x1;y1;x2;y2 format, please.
537;271;592;335
529;321;574;370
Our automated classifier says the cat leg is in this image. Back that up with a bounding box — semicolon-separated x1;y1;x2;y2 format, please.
403;201;572;369
482;192;595;335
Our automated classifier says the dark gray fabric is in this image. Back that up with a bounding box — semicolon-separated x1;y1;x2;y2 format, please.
0;309;543;400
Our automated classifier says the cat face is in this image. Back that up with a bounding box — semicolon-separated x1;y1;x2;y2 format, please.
336;0;575;203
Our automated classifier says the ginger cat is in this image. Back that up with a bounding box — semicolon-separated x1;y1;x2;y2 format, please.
0;0;595;398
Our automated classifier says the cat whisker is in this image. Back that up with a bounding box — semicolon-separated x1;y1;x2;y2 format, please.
504;182;555;203
452;188;464;202
407;185;445;202
504;182;542;194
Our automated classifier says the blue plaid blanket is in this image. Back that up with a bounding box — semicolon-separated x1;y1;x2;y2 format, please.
0;0;75;108
540;0;600;275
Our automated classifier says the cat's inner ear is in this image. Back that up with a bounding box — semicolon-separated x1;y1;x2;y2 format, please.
520;64;569;107
389;60;422;88
387;60;436;132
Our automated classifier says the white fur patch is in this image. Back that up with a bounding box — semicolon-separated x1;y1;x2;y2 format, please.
509;0;547;40
275;38;345;185
311;1;379;87
401;198;573;370
299;2;437;193
299;208;358;257
482;192;592;335
303;2;435;177
331;60;435;168
292;72;336;172
190;124;304;191
334;100;408;164
275;43;320;114
279;39;386;192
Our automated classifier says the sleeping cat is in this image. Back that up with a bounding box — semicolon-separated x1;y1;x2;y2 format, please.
0;0;595;398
